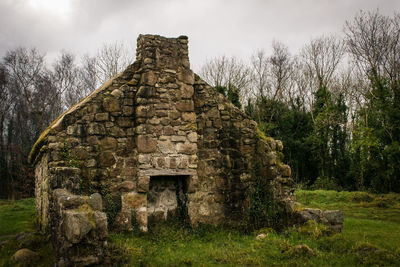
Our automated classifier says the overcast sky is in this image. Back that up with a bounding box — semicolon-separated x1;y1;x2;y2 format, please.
0;0;399;71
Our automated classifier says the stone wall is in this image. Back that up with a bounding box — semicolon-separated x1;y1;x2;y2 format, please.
30;34;296;233
191;74;295;225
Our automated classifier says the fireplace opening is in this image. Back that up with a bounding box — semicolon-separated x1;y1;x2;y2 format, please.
147;175;189;225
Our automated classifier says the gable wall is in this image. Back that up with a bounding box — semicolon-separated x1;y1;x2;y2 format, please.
32;35;295;233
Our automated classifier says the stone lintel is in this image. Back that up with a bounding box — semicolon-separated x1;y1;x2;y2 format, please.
142;169;197;177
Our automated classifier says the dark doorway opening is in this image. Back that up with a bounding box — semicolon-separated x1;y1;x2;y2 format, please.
147;175;189;226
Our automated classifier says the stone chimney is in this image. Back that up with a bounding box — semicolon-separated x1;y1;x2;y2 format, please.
136;34;190;71
132;34;197;232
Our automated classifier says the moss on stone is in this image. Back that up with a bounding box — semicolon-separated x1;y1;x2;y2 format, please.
256;128;272;141
28;73;121;165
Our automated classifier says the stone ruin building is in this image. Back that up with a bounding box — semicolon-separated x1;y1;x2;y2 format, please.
29;34;343;266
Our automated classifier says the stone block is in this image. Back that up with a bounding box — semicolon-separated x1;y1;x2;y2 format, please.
178;156;188;169
71;146;89;159
207;107;219;119
157;157;166;168
137;176;150;192
181;84;194;98
136;106;150;118
177;69;194;84
169;157;177;168
149;117;161;125
87;193;102;211
54;189;85;209
103;97;120;112
117;117;133;127
137;135;157;153
108;126;125;137
267;139;276;151
160;118;170;126
187;132;197;143
177;143;197;154
119;180;135;192
114;210;132;231
182;112;196;122
111;89;123;98
95;113;109;121
168;110;180;120
158;140;175;154
123;106;134;116
265;152;277;166
276;140;283;151
137;86;156;98
100;137;117;150
279;164;291;177
136;207;148;232
176;100;194;112
138;154;150;164
99;151;116;167
140;70;157;86
127;127;135;136
48;142;64;150
71;256;100;266
64;211;93;244
122;192;147;209
93;211;108;240
87;123;106;135
67;125;83;136
12;249;39;264
171;135;186;142
187;176;198;193
163;126;175;135
323;210;344;226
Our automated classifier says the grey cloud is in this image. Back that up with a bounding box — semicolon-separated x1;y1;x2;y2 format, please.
0;0;399;71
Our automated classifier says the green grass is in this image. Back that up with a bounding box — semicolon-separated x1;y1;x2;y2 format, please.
295;190;400;252
0;198;55;266
1;191;400;266
0;198;35;238
110;190;400;266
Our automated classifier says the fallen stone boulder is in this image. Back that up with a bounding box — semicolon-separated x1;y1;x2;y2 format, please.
294;208;344;232
12;248;39;264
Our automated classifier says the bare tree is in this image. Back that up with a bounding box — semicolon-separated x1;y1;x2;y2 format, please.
250;50;269;98
345;9;400;144
2;47;61;198
80;54;99;94
290;58;315;111
200;55;251;107
301;35;345;90
0;64;11;197
300;35;345;120
3;47;62;150
345;10;400;85
0;64;11;139
95;42;133;83
53;51;81;110
269;40;295;102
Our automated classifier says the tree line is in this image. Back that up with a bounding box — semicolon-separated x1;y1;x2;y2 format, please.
0;43;134;198
200;10;400;193
0;10;398;198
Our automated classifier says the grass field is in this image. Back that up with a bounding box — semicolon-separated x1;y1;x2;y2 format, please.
1;190;400;266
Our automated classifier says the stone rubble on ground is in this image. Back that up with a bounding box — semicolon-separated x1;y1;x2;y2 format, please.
12;248;39;264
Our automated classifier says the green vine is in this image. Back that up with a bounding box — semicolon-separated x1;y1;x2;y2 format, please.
247;162;287;231
61;140;80;168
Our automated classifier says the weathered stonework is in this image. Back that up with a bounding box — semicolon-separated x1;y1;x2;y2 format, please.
52;189;108;266
30;34;343;265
